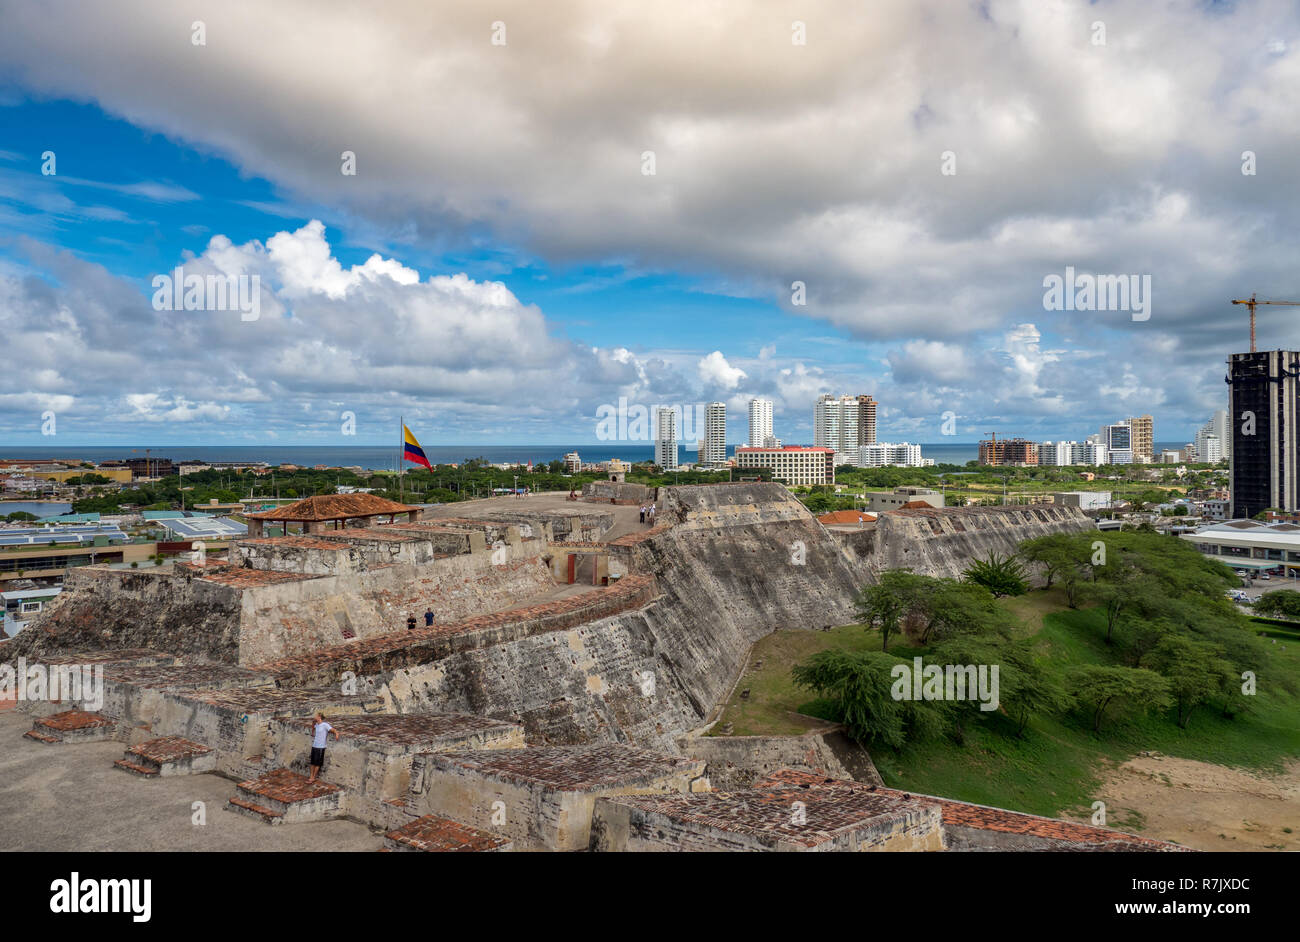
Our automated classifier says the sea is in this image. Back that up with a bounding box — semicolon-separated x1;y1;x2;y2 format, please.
0;441;1191;473
0;501;73;516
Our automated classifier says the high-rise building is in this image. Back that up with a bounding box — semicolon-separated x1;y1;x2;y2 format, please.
1228;351;1300;519
747;398;774;448
814;394;862;460
1101;423;1133;464
702;402;727;467
1195;409;1229;462
1127;415;1154;463
654;407;679;470
563;452;581;473
857;395;877;446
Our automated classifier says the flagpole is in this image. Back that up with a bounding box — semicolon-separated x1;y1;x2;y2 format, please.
399;415;405;503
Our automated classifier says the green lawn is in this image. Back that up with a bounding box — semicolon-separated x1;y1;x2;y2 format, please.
714;590;1300;820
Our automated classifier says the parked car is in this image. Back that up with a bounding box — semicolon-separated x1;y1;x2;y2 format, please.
1261;573;1271;580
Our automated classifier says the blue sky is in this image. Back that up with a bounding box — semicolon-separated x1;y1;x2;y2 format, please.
1;0;1296;449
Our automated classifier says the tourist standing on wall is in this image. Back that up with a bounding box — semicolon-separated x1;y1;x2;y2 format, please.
308;713;338;783
407;613;417;631
639;505;646;524
424;608;434;627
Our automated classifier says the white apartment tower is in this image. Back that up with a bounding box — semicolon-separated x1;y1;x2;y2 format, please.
703;402;727;467
814;394;860;458
747;398;774;448
654;407;679;470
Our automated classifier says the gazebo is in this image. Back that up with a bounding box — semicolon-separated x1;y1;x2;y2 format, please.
243;494;422;538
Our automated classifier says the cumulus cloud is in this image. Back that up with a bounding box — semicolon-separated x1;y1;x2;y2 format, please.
0;0;1296;351
697;351;747;389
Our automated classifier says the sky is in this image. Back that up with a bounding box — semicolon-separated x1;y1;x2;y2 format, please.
0;0;1297;449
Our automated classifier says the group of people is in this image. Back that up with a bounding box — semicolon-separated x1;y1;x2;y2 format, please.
406;608;435;631
639;503;657;525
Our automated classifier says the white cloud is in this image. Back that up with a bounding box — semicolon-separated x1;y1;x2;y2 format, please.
697;350;747;389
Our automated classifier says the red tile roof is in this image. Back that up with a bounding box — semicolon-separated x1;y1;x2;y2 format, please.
817;510;876;525
246;494;419;522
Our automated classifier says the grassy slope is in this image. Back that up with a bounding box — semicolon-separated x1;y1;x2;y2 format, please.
713;592;1300;822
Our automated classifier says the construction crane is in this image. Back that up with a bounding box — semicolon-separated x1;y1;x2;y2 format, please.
1232;294;1300;352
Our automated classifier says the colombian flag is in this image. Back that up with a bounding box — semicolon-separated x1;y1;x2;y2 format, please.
403;425;432;470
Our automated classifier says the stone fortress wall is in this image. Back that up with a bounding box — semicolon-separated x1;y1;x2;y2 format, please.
3;483;1175;854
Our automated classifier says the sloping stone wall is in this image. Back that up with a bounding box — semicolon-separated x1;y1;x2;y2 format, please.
832;505;1094;581
373;484;864;750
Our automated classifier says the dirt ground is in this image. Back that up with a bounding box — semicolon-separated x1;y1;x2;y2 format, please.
1062;754;1300;852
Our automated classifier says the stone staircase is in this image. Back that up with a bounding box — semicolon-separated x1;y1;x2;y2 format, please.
114;736;215;777
23;710;117;744
226;768;344;825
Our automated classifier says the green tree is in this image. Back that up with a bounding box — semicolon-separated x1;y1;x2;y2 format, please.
963;551;1028;597
854;571;926;651
1066;665;1172;733
790;649;947;748
1017;533;1076;589
996;640;1070;737
1140;634;1233;728
1252;589;1300;620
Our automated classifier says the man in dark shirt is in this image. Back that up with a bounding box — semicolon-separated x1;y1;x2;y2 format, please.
406;614;416;631
424;608;434;627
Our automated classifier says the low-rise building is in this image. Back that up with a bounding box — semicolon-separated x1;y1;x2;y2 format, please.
1181;519;1300;575
734;446;835;486
1054;491;1112;511
866;487;945;511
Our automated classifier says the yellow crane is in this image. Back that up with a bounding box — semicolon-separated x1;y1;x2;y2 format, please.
1232;294;1300;352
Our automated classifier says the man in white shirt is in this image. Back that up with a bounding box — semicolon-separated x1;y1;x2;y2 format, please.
308;712;339;783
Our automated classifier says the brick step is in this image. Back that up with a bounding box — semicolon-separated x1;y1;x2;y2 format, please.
227;796;285;825
23;729;60;744
383;814;512;852
113;758;159;777
122;736;215;776
31;710;116;743
232;769;343;825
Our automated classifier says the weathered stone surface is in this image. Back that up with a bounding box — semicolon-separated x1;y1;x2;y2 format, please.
679;729;883;789
590;782;945;852
831;504;1094;581
409;745;706;851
